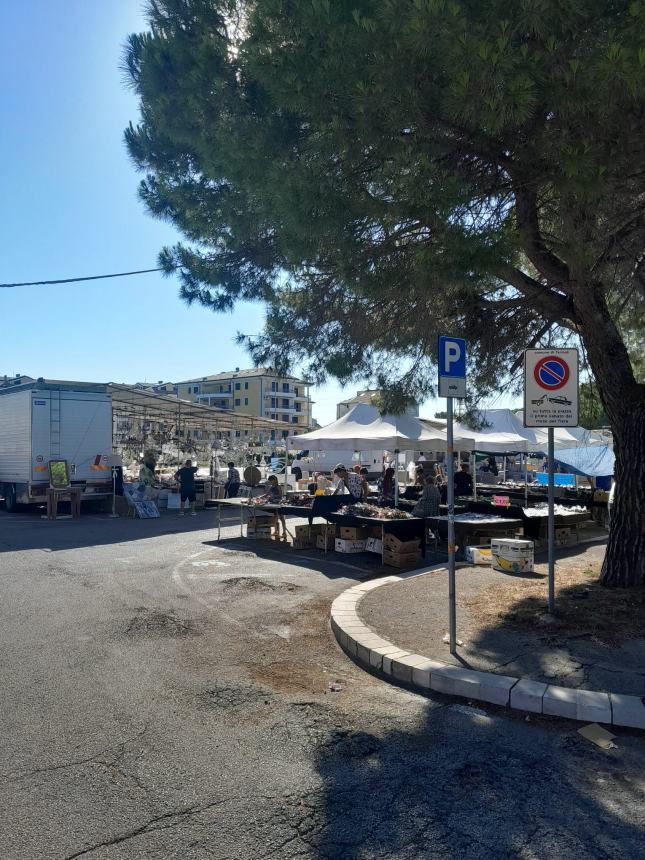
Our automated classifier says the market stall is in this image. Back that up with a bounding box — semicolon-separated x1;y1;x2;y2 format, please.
426;512;523;558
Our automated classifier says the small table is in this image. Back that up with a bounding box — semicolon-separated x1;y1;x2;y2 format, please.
46;486;82;520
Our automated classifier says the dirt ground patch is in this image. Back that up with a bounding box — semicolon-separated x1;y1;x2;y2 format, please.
244;597;352;696
462;553;645;646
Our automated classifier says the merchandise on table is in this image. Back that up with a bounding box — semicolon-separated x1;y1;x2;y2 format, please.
283;494;313;507
522;503;588;517
338;502;413;520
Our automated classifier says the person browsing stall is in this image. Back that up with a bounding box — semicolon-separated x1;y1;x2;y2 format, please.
225;462;241;498
413;475;441;518
454;463;473;496
175;459;199;517
378;467;396;507
264;474;286;539
331;465;349;495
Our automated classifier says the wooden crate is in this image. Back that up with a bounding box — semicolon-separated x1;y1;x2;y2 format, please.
383;533;421;554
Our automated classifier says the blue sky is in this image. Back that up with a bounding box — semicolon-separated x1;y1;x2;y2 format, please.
0;1;517;425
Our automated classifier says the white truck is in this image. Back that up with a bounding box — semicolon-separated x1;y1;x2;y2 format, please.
0;380;113;511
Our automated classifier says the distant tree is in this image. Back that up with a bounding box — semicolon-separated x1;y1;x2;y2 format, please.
125;0;645;586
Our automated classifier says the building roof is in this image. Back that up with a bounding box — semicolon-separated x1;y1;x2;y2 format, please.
174;367;311;384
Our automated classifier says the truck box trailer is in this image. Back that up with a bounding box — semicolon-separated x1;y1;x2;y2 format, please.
0;381;113;511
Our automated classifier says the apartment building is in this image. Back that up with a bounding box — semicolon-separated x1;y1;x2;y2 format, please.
336;389;419;419
143;368;314;434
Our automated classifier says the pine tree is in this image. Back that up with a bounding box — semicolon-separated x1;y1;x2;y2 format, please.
125;0;645;587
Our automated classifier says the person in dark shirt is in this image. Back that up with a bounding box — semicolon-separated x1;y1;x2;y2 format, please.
175;459;199;516
454;464;473;496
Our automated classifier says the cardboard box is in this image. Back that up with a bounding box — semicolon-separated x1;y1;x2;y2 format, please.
292;538;315;550
383;549;421;569
335;538;366;554
365;537;383;554
383;534;421;554
294;524;313;539
555;527;571;540
464;545;493;565
316;533;336;550
368;525;383;538
340;526;368;541
491;538;534;574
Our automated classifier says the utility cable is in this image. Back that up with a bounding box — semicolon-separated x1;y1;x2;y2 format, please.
0;267;164;288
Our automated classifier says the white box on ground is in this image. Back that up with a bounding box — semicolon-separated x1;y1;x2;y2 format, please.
491;538;534;574
524;348;579;427
464;545;493;565
335;538;367;554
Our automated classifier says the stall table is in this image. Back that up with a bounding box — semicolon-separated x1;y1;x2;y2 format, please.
426;513;523;558
466;501;590;540
325;511;426;565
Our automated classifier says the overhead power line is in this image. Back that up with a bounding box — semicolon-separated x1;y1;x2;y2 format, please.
0;267;164;289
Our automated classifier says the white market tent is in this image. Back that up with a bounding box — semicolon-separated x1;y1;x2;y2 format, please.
286;403;474;452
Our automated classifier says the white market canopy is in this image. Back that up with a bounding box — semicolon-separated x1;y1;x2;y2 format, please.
287;403;474;452
425;408;610;454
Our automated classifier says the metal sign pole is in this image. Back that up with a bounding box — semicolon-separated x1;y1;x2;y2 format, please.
109;467;119;518
447;396;457;654
547;427;555;612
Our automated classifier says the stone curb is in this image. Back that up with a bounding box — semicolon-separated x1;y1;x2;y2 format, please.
331;566;645;730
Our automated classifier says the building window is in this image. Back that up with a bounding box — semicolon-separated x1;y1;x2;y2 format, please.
271;382;276;391
295;404;301;412
235;382;241;390
282;383;289;392
244;382;248;389
282;398;289;408
271;397;276;408
282;414;289;422
244;430;248;436
235;398;240;406
244;397;248;405
235;431;240;438
294;387;299;396
193;386;200;394
292;417;298;424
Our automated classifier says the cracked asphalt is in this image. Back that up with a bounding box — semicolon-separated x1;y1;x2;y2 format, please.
0;510;644;859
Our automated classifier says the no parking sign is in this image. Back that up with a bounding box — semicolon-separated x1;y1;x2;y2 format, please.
524;348;579;427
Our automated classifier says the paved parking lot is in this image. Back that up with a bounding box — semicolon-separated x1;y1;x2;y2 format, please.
0;509;643;858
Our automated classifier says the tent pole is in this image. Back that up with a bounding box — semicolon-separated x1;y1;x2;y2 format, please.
472;452;477;501
524;453;528;506
394;448;399;507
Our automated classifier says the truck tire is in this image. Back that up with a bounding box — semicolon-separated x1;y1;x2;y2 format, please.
4;483;17;513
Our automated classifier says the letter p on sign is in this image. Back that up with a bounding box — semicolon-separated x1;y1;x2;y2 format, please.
445;341;461;371
438;335;467;398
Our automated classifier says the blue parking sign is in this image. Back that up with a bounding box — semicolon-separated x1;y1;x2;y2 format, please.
438;336;466;398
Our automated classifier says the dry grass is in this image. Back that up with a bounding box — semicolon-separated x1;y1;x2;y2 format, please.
461;556;645;646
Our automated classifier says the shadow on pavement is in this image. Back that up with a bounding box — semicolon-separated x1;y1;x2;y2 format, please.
0;507;227;554
310;700;645;858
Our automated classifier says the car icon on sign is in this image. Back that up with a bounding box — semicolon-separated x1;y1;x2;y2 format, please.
532;394;547;405
548;395;572;405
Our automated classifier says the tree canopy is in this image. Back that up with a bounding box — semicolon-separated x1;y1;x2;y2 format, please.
125;0;645;585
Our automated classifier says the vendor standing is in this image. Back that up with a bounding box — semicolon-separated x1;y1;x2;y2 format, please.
332;464;362;501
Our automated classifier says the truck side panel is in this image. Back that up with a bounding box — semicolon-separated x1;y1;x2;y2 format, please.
0;390;32;483
30;391;113;484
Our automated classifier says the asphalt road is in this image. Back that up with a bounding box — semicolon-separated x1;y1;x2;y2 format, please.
0;509;643;859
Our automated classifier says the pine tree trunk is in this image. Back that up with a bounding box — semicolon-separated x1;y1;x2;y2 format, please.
601;397;645;586
571;281;645;587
